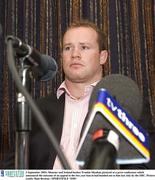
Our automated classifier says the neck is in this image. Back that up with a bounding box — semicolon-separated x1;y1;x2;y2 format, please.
65;78;101;99
65;82;86;99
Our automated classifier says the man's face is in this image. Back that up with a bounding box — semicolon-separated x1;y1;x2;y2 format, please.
62;27;107;84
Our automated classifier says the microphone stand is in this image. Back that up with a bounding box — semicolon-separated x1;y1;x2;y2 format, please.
6;38;71;169
15;58;32;169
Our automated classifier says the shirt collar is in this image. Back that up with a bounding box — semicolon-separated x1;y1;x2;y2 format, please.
56;81;99;100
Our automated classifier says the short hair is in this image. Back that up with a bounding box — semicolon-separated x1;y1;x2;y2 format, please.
63;20;107;52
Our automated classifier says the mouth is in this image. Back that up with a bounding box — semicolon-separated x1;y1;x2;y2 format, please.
70;63;84;68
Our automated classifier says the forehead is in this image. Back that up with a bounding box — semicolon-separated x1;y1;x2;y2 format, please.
63;27;98;43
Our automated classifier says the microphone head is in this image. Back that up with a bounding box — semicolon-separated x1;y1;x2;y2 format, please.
5;35;58;81
31;55;58;81
39;55;58;81
89;74;143;121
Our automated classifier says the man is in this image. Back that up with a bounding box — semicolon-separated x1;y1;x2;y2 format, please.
29;20;108;169
53;21;108;169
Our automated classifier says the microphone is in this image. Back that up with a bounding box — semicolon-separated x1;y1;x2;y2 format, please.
6;35;58;81
85;129;119;169
76;74;150;168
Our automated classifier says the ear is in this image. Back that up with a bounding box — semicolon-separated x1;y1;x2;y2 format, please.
99;50;108;65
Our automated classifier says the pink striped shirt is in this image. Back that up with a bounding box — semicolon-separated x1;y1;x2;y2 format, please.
53;81;97;169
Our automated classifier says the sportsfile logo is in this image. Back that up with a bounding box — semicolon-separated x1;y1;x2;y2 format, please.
106;97;145;143
0;170;4;177
1;170;24;177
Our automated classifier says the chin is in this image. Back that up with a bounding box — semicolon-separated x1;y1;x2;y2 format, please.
67;76;85;83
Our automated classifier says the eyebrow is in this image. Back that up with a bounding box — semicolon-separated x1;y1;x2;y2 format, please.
63;43;72;47
63;42;92;47
79;42;91;45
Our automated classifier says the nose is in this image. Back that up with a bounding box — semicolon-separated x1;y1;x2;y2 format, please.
71;47;81;58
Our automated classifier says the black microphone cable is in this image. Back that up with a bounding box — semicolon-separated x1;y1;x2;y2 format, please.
6;38;71;169
0;23;2;37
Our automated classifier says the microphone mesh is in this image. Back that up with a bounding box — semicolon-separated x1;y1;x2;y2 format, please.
89;74;143;121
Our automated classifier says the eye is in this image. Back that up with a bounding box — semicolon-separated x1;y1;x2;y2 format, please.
81;45;90;50
63;46;71;51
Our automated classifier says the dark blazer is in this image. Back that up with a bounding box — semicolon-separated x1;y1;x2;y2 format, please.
1;93;155;169
29;93;65;169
